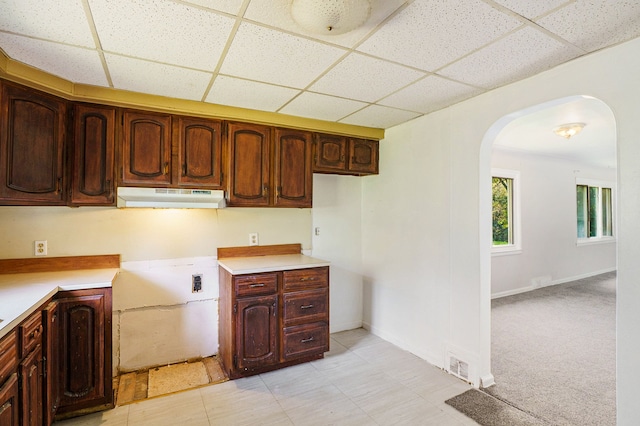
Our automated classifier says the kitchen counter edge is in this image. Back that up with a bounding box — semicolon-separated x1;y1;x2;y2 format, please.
217;254;330;275
0;268;119;340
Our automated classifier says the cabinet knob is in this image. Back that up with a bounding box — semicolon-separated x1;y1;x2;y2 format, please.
301;337;314;343
262;184;268;196
163;162;169;175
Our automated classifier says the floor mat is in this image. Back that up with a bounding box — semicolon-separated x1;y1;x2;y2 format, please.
445;389;548;426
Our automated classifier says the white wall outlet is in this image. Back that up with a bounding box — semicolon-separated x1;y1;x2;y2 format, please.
35;240;47;256
314;227;320;236
249;233;259;246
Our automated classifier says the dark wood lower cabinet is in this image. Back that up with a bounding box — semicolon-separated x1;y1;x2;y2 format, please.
235;295;278;371
0;374;19;426
19;345;43;426
54;288;113;418
219;265;329;379
0;287;112;426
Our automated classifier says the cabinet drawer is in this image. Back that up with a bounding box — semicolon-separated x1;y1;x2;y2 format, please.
19;311;43;357
282;322;328;361
283;288;328;325
283;267;328;291
0;330;18;385
234;273;278;297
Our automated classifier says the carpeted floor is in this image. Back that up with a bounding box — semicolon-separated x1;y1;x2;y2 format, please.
451;272;616;426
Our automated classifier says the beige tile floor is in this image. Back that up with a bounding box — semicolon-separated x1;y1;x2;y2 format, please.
54;329;478;426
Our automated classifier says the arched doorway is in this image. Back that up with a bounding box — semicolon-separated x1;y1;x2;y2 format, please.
478;95;617;422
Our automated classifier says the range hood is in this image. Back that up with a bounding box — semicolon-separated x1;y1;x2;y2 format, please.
116;187;226;209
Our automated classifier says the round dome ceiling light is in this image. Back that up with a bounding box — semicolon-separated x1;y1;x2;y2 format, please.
290;0;371;35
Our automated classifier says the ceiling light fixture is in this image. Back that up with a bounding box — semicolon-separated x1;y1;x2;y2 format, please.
553;122;586;139
290;0;371;35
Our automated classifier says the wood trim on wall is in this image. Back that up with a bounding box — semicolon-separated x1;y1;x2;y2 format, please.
217;244;302;259
0;254;120;275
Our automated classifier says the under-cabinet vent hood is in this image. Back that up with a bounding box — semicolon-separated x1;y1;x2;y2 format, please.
116;187;226;209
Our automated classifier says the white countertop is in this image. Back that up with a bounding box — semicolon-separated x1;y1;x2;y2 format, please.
217;254;329;275
0;268;119;340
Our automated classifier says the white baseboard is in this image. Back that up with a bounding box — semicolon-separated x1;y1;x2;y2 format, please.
492;267;616;299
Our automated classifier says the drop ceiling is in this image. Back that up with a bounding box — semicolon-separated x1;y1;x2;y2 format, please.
0;0;639;132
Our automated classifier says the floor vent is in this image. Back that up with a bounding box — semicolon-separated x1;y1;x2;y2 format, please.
449;356;469;380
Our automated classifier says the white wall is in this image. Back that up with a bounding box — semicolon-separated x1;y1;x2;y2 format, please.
312;174;364;332
491;150;616;297
362;37;640;423
0;206;313;372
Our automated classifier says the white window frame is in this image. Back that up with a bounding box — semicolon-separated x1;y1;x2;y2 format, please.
492;168;522;256
576;178;616;245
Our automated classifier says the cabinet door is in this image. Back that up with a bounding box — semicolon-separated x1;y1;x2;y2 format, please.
273;128;312;207
70;104;115;205
43;301;59;426
55;289;112;415
227;122;270;206
235;295;278;371
0;82;66;204
0;374;19;426
121;110;172;186
176;117;223;188
19;345;43;426
313;134;347;173
348;138;378;175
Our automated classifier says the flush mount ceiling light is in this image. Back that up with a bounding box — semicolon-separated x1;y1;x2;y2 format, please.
290;0;371;35
553;122;586;139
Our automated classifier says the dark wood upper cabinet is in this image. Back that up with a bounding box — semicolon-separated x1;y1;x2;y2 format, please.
227;122;271;207
313;134;379;176
313;134;347;172
273;128;312;208
0;81;67;204
70;104;115;205
176;117;223;188
348;138;379;175
120;110;172;186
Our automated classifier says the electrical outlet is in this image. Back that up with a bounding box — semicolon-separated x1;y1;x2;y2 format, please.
192;274;203;293
35;240;47;256
249;233;259;246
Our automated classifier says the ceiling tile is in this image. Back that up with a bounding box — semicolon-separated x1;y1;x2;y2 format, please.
340;104;420;129
220;22;346;88
0;33;108;87
309;52;425;103
244;0;406;48
105;53;212;101
88;0;235;70
536;1;640;52
379;75;483;114
492;0;568;20
206;75;300;111
279;92;367;122
180;0;245;15
438;26;582;89
357;0;523;71
0;0;95;47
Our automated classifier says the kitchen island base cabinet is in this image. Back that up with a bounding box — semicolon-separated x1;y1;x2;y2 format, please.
219;265;329;379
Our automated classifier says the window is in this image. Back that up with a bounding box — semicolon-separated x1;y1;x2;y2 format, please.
492;169;521;254
577;181;614;240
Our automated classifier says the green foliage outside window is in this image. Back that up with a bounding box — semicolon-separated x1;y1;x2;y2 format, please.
492;177;512;245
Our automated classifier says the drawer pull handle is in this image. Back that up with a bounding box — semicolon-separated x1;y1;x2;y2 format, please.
300;304;314;309
300;277;316;282
249;284;265;288
301;337;314;343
